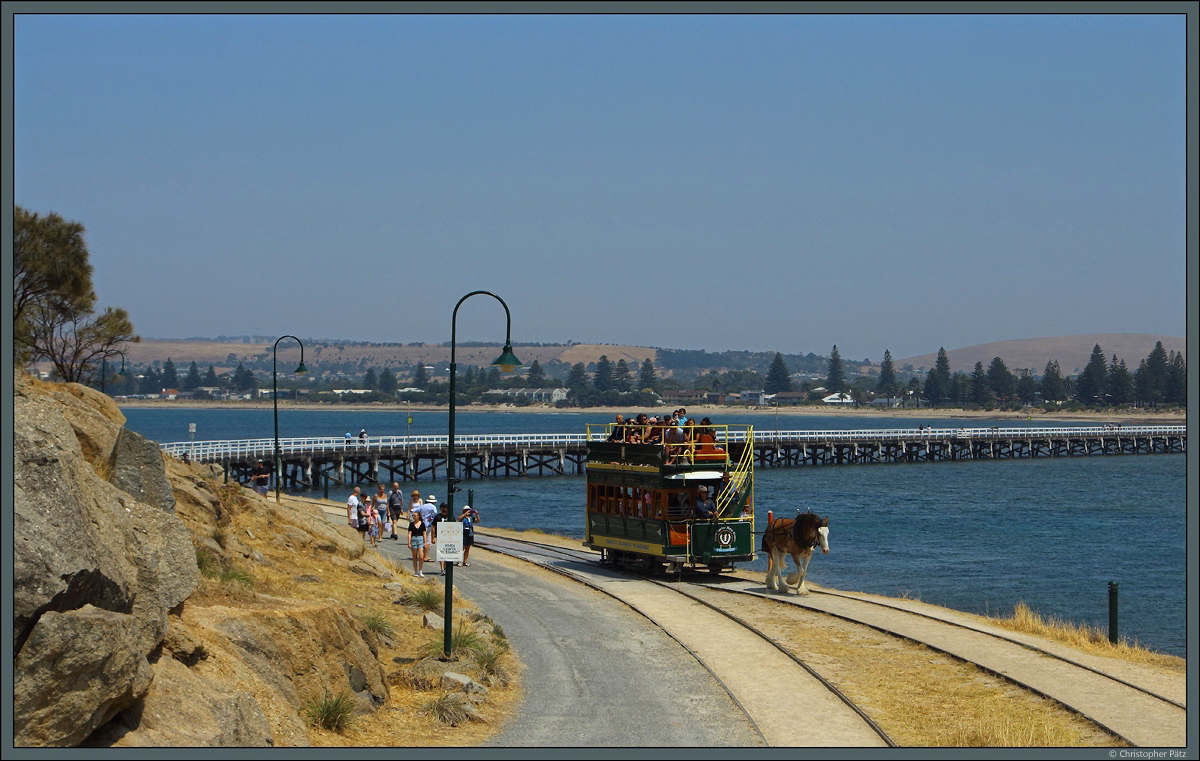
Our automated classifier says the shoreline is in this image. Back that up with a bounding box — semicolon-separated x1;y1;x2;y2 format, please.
115;399;1185;425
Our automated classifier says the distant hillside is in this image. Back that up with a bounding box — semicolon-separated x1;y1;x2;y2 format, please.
115;339;660;376
897;334;1186;377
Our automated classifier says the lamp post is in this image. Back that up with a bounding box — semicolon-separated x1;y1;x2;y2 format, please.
273;335;308;504
444;291;521;658
100;349;127;394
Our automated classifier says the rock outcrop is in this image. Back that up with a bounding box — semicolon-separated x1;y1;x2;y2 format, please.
11;372;399;747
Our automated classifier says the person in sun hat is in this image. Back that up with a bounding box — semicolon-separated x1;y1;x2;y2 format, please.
407;489;424;521
417;495;438;561
457;505;480;567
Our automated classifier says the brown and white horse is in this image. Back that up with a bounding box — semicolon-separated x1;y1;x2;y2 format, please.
762;511;829;594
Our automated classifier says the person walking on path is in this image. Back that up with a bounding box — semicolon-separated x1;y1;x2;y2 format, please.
347;487;368;542
387;482;406;540
251;459;270;496
419;495;438;562
407;489;424;522
346;486;361;530
430;503;452;575
408;510;427;577
371;484;390;541
457;505;479;567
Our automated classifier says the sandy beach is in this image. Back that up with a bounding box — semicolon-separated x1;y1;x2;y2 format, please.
114;398;1184;425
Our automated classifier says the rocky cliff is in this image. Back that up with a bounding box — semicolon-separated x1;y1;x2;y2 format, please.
11;372;417;747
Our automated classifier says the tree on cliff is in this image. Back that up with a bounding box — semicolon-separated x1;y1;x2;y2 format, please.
13;206;138;382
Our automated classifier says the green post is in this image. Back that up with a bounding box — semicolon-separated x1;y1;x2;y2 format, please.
443;291;521;658
1108;581;1119;644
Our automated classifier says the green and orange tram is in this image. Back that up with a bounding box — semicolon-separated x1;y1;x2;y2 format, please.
583;420;756;575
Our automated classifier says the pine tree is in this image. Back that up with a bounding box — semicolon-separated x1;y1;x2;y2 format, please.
1134;342;1169;407
1107;355;1133;406
1074;344;1108;406
876;350;898;399
933;348;952;403
1165;351;1187;405
593;356;614;391
203;365;220;387
1015;368;1038;405
922;368;940;406
1040;359;1067;402
764;352;793;393
612;359;632;392
566;362;589;391
233;363;257;392
183;361;203;391
379;367;397;394
971;362;995;406
986;357;1014;401
161;357;179;390
138;366;160;394
826;345;846;393
637;358;658;391
362;367;378;390
526;360;548;388
413;363;428;389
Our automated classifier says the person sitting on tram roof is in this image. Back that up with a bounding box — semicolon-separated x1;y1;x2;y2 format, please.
608;414;627;443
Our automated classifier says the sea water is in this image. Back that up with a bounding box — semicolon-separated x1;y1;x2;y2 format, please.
122;406;1188;656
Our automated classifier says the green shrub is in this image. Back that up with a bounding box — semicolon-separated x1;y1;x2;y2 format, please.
360;610;395;638
219;567;254;588
400;583;444;613
417;617;482;660
303;689;356;732
196;548;221;579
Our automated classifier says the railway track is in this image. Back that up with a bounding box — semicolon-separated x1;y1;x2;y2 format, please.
471;531;1186;749
294;495;1184;747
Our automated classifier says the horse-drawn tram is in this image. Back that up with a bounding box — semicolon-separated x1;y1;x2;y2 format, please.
583;421;755;575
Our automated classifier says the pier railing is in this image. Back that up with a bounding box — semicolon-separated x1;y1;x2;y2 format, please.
159;425;1185;462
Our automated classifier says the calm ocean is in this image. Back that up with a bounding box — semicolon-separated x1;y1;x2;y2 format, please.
123;406;1188;656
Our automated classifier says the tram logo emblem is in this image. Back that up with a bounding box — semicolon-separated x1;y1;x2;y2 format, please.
715;526;735;548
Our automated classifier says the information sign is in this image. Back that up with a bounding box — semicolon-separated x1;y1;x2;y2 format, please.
438;522;464;563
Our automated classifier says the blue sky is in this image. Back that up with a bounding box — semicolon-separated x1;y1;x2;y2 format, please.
11;10;1189;362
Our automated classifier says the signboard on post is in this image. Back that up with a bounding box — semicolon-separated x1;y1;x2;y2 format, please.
438;522;464;564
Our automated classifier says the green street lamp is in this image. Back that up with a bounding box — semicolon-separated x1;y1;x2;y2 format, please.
100;349;127;394
273;335;308;504
444;291;521;658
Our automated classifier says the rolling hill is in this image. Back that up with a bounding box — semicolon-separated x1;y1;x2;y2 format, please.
896;334;1186;377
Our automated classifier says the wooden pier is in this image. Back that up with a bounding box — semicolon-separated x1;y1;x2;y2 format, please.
159;425;1186;490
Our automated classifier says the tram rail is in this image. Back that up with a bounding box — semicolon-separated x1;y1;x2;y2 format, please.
471;531;1184;748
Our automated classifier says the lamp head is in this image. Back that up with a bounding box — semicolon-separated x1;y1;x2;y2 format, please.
294;361;308;375
491;343;522;373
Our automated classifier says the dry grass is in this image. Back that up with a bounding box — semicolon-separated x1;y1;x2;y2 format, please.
173;484;522;747
985;602;1185;672
707;591;1123;747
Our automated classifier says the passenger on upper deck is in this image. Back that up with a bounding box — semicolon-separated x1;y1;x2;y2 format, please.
644;416;664;445
608;414;627;443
